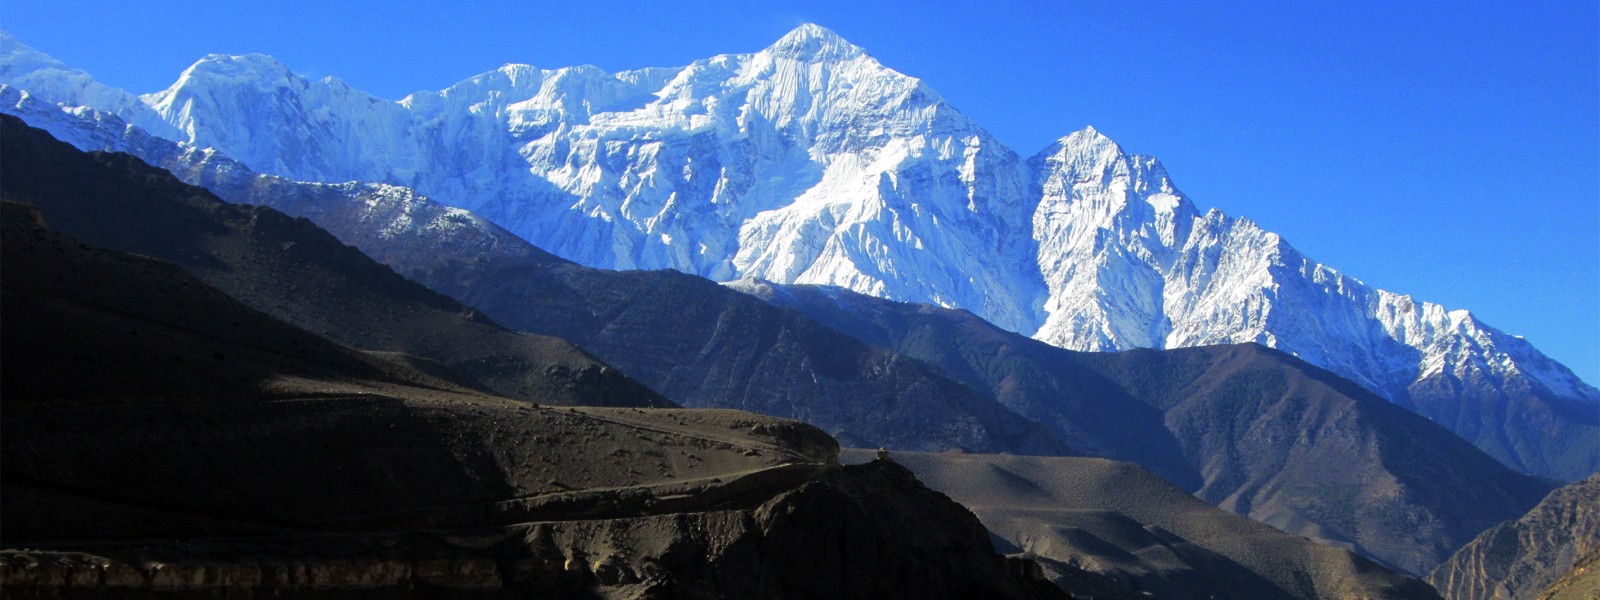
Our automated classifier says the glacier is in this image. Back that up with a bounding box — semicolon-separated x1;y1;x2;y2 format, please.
1;25;1594;480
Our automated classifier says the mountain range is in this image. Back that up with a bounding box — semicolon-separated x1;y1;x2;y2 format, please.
0;119;1449;596
1;23;1592;596
1;26;1592;481
0;112;1547;578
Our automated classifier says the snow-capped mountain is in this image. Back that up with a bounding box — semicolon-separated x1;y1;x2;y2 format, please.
1;27;1594;480
1025;127;1597;479
1028;126;1594;402
43;25;1045;334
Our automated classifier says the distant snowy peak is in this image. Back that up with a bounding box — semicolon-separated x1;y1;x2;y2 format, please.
154;52;298;92
1027;125;1195;350
701;24;950;152
137;51;423;182
0;31;118;106
0;32;180;141
143;50;371;112
1034;126;1127;178
1032;126;1195;219
402;62;664;132
765;23;868;62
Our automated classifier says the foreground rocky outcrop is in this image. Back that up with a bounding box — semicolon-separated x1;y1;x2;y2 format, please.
0;461;1064;599
848;450;1443;600
1428;472;1600;600
1537;550;1599;600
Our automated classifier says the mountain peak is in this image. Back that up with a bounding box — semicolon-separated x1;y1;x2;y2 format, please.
186;53;294;79
0;30;179;138
1033;125;1124;165
1065;124;1111;145
764;23;865;62
153;53;301;100
0;30;66;73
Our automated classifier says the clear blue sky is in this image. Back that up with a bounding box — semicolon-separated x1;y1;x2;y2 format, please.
7;0;1597;384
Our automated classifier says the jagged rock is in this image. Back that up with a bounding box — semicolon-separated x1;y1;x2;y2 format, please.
857;450;1445;600
1429;472;1600;600
1537;550;1599;600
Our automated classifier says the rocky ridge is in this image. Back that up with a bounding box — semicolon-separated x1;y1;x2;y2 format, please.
845;449;1444;600
1428;473;1600;600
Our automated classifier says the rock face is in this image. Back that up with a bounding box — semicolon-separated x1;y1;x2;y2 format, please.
1428;473;1600;600
0;167;1062;600
846;450;1444;600
746;281;1553;577
0;464;1066;600
3;26;1594;481
1537;550;1600;600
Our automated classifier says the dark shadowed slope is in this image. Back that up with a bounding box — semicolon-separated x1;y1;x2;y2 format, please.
433;261;1069;454
0;201;1064;600
72;128;1075;456
844;450;1443;600
1400;345;1600;483
749;282;1552;576
0;114;668;408
257;183;1070;456
1429;472;1600;600
0;202;466;407
1;113;1068;455
744;283;1196;486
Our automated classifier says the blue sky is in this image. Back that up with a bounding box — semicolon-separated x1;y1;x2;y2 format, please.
7;0;1597;383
